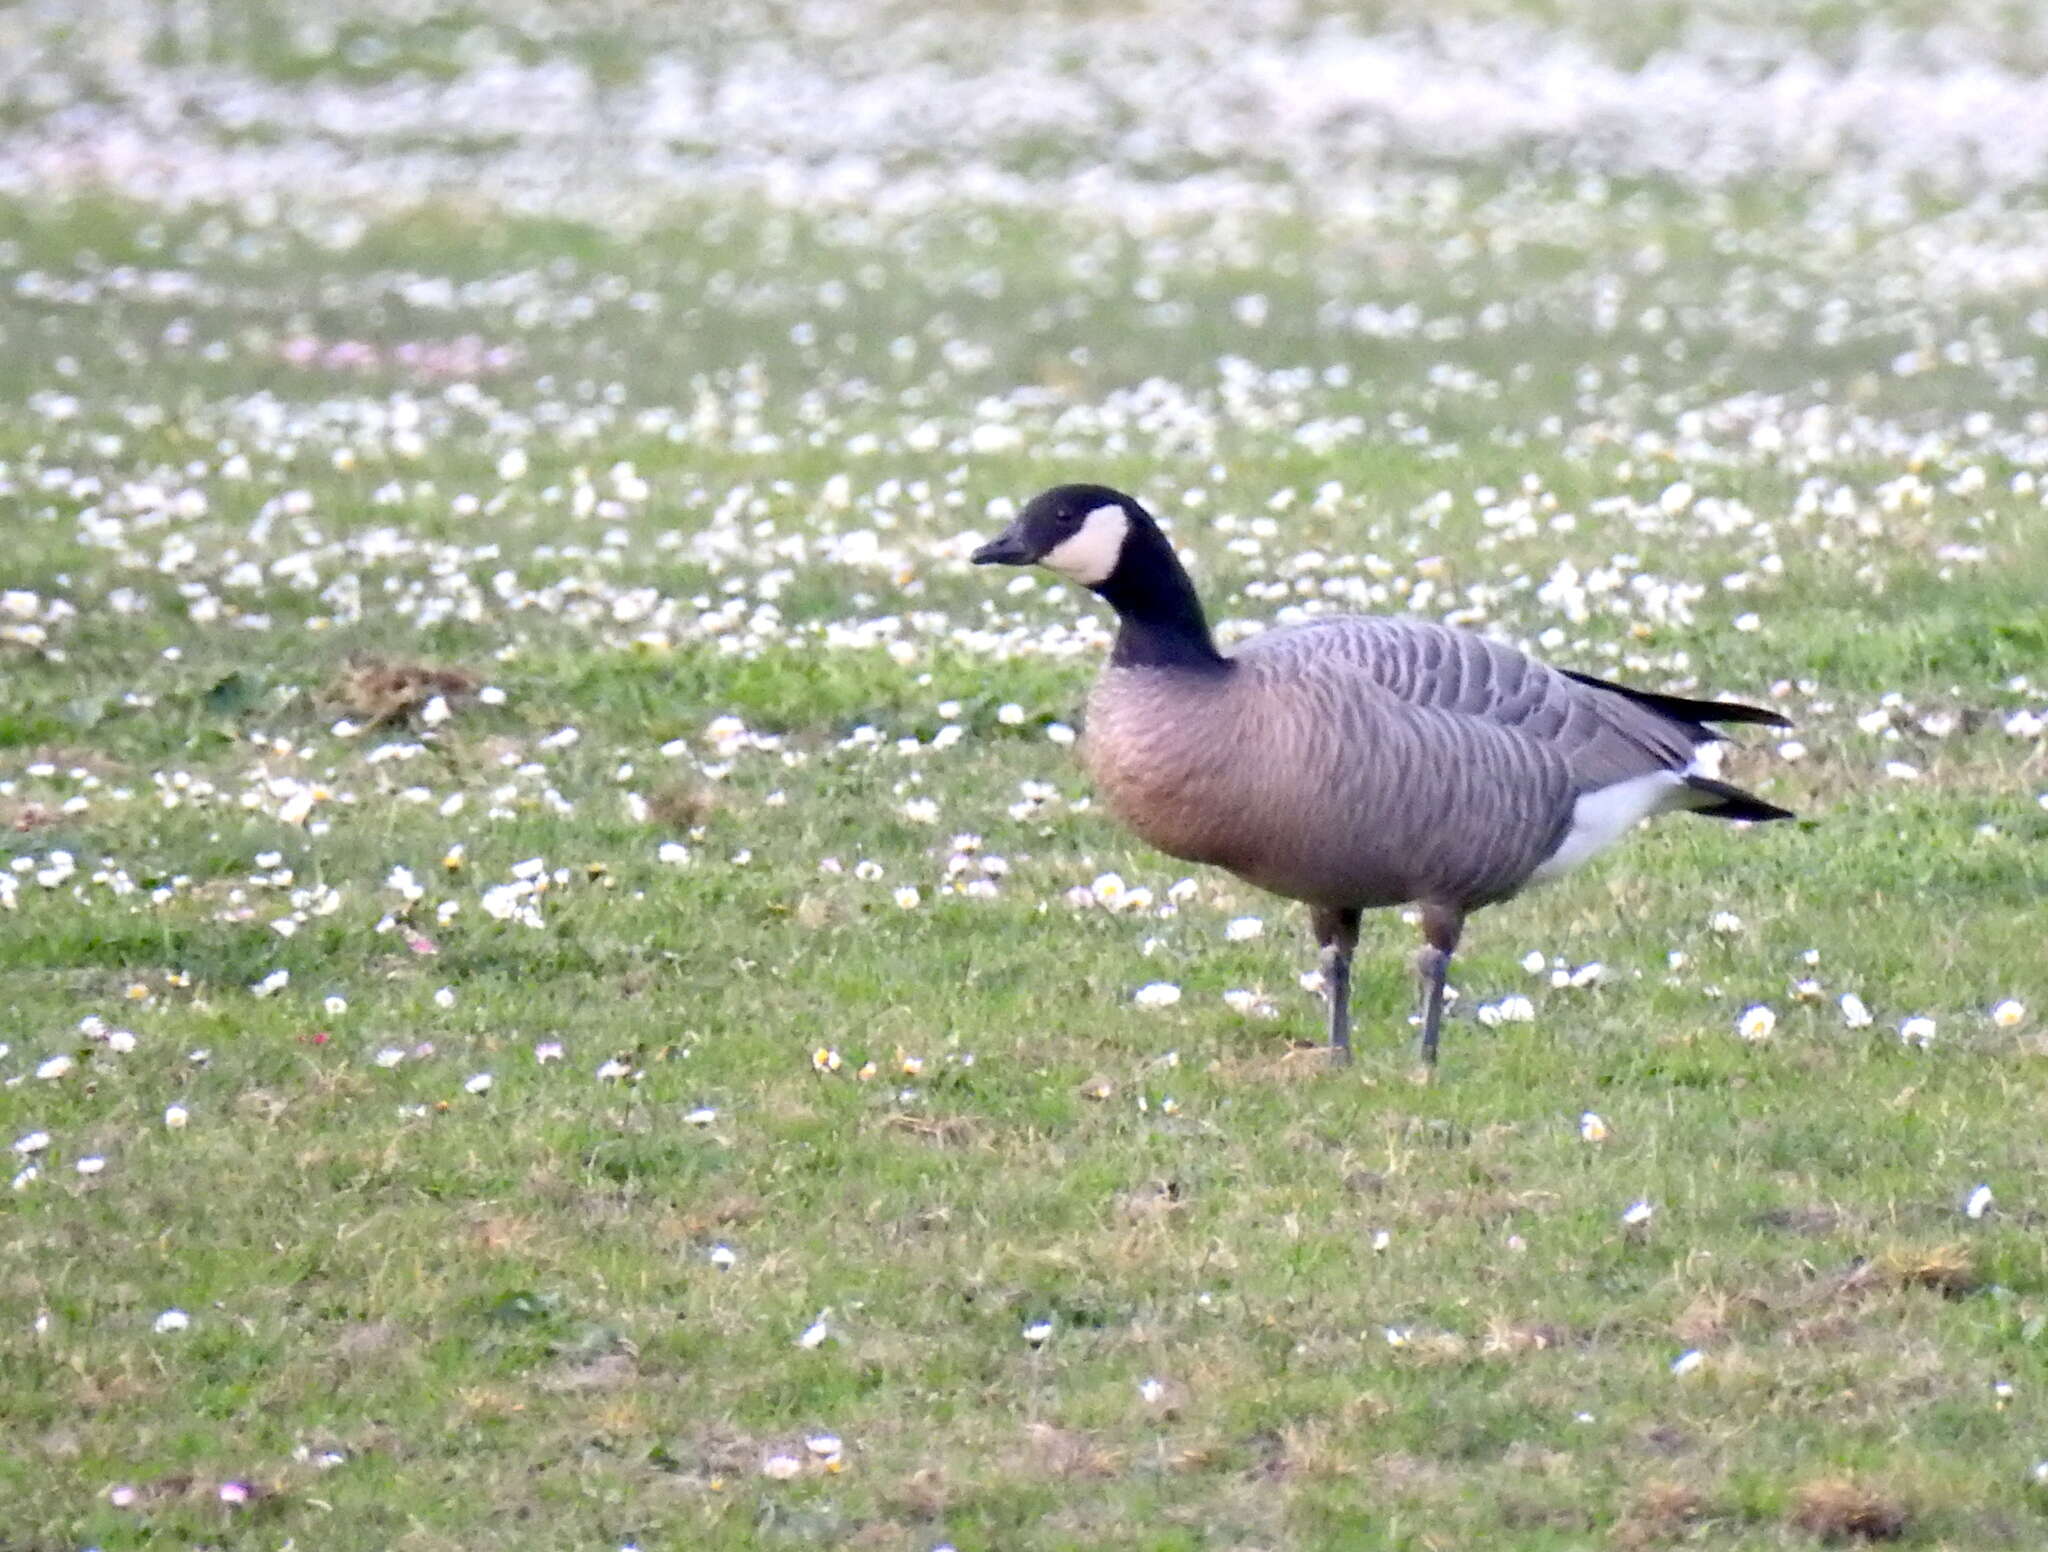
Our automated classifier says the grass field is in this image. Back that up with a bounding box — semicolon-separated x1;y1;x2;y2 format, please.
5;1;2048;1547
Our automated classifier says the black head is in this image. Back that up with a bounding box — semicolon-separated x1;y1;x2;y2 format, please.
973;484;1222;670
970;484;1148;587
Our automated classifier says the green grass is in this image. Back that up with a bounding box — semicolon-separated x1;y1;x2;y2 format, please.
5;2;2048;1548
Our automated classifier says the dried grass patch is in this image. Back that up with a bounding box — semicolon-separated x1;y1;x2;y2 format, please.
329;657;478;723
1024;1421;1124;1479
1208;1043;1352;1085
1480;1317;1568;1356
1868;1242;1978;1297
1612;1480;1709;1548
1672;1288;1772;1345
1787;1474;1909;1542
877;1111;988;1147
647;782;722;828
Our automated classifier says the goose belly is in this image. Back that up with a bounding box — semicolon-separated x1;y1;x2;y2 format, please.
1082;691;1418;909
1094;756;1435;908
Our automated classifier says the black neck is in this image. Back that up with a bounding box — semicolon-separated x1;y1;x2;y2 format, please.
1096;522;1228;672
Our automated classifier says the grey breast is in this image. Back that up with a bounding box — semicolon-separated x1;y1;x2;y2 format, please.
1084;617;1696;913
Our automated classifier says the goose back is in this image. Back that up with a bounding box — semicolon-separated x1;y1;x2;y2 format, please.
1245;617;1706;786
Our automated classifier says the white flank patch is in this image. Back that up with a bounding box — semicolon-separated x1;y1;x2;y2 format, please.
1529;768;1688;884
1039;503;1129;585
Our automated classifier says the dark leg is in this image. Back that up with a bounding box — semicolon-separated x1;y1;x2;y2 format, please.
1310;905;1362;1062
1414;903;1466;1069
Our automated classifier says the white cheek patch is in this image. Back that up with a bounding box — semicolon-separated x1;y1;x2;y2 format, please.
1039;503;1129;585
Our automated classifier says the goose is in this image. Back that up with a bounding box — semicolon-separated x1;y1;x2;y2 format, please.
971;483;1794;1068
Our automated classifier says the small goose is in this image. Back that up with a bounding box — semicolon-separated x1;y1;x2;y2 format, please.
972;483;1794;1068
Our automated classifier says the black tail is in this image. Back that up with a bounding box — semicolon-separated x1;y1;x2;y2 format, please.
1561;669;1792;737
1683;775;1796;823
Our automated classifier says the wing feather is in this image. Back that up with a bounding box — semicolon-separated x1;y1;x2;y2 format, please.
1228;616;1736;790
